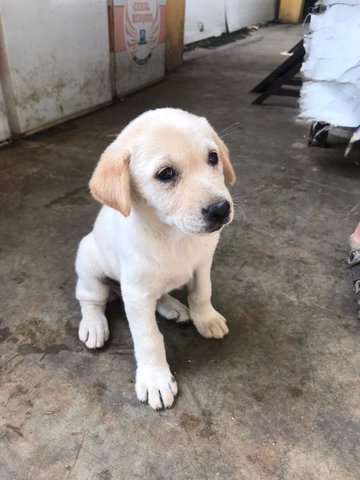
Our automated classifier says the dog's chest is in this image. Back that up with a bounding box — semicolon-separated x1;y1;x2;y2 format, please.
161;257;194;291
150;239;206;292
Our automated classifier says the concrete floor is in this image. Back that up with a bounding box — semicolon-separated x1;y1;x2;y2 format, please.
0;24;359;480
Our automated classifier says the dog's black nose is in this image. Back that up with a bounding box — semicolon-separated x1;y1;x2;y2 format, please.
202;200;230;224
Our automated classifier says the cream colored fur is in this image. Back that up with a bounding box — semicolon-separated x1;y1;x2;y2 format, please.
349;223;360;249
75;108;235;410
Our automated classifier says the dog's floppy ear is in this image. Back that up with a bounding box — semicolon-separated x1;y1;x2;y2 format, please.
89;141;131;216
214;134;236;186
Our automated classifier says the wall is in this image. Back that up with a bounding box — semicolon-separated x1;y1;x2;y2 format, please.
0;0;167;141
279;0;305;23
0;83;10;141
226;0;276;32
111;0;166;97
184;0;226;45
0;0;112;136
165;0;186;71
184;0;276;44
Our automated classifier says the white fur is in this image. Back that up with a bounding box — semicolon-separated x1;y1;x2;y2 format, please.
75;108;234;410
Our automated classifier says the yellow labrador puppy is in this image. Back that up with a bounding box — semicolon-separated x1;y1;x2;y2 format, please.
75;108;236;410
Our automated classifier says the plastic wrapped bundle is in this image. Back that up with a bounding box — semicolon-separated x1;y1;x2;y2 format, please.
300;0;360;128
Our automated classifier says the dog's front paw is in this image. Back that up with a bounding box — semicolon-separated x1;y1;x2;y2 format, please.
192;308;229;339
135;365;178;410
79;314;109;349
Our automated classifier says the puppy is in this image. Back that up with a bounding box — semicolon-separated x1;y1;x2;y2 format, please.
75;108;236;410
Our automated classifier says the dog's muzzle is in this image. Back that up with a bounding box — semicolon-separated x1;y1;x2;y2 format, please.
202;200;231;232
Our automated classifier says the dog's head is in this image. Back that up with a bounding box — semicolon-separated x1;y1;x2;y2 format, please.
90;108;236;235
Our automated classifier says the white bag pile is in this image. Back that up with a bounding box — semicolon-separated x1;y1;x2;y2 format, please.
300;0;360;128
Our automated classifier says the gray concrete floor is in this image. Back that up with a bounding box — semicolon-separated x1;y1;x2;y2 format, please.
0;24;359;480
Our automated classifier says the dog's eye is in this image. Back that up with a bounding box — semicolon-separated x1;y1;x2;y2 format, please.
156;167;176;182
208;151;218;166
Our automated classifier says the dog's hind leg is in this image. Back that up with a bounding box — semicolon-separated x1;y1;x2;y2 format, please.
75;234;110;348
156;294;190;323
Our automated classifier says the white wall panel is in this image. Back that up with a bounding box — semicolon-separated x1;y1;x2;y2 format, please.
0;84;10;141
225;0;276;33
115;45;165;97
184;0;226;44
112;0;166;97
184;0;276;44
0;0;112;134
